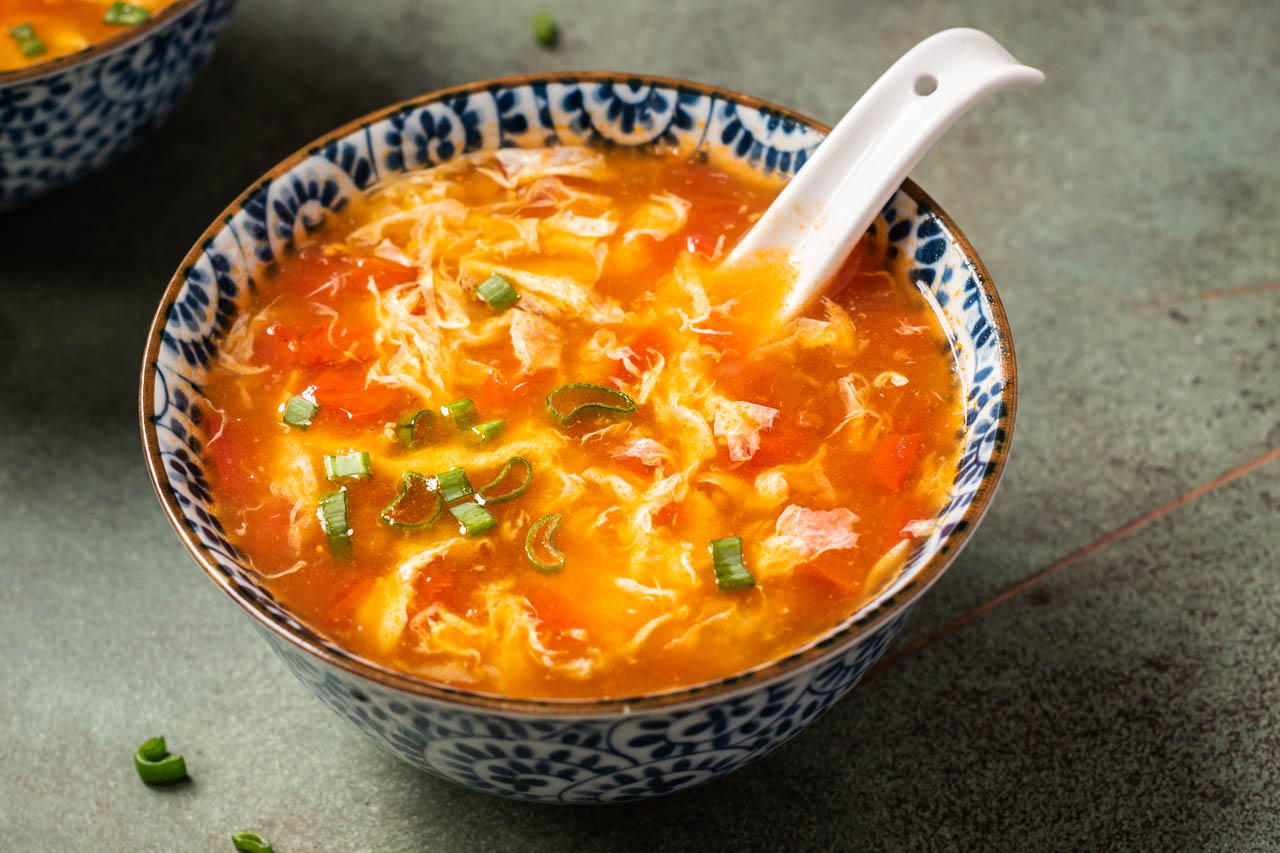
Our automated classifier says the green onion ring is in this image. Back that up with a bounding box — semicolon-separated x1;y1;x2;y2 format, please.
442;398;478;429
436;467;475;503
380;472;443;529
134;736;188;785
545;383;637;425
318;490;353;559
711;536;755;591
476;457;533;505
231;831;274;853
525;513;565;572
103;2;150;26
449;501;497;537
471;419;506;444
396;409;435;448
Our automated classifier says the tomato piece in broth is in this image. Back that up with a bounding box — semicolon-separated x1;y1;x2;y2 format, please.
871;433;923;492
309;364;402;424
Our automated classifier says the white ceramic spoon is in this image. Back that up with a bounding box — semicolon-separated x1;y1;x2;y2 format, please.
723;28;1044;323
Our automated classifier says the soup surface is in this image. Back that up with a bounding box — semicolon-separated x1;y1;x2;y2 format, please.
201;146;963;699
2;1;177;71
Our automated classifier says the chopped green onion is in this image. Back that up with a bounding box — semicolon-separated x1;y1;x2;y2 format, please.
380;472;443;529
104;2;151;25
323;450;371;481
9;23;46;58
531;11;557;46
546;383;637;425
396;409;435;448
525;513;565;572
476;274;521;311
231;832;274;853
318;490;352;558
711;537;755;591
449;501;496;537
477;457;533;505
436;467;474;502
441;398;478;429
283;395;318;430
471;419;506;444
134;736;188;785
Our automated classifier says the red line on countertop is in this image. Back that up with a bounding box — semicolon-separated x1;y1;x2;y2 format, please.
1143;280;1280;308
1199;280;1280;301
868;443;1280;677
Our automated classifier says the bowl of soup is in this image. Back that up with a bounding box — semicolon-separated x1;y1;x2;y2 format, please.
0;0;237;209
140;73;1015;802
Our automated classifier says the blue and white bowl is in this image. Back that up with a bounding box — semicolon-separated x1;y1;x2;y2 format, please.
140;74;1016;803
0;0;237;210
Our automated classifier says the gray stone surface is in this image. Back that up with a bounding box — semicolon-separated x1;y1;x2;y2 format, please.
2;0;1278;849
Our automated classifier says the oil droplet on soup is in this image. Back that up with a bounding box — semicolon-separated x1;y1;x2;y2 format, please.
202;146;963;699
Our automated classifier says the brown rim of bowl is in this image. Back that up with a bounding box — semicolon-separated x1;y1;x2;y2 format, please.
140;71;1017;716
0;0;206;84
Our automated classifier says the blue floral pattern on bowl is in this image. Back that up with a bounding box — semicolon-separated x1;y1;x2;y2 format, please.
0;0;237;210
142;75;1016;803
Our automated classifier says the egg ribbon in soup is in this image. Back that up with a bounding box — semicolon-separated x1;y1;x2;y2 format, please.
202;146;963;699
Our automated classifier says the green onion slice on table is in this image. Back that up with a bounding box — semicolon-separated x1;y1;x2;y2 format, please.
323;450;371;481
380;472;443;529
476;274;520;311
231;832;274;853
476;457;533;505
282;395;318;429
435;467;474;502
545;384;636;425
525;513;565;572
134;736;188;785
441;398;478;429
530;11;557;46
104;2;151;25
318;490;352;558
711;536;755;591
449;501;496;537
396;409;435;448
9;23;46;58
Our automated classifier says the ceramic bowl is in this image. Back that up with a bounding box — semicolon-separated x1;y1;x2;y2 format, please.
140;73;1016;803
0;0;237;210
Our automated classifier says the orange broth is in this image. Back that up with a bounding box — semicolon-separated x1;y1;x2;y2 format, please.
202;147;963;699
1;1;178;71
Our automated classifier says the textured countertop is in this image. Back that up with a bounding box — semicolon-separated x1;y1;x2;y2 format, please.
2;0;1278;849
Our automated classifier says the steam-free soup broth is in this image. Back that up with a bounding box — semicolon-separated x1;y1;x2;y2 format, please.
2;1;177;71
202;147;962;699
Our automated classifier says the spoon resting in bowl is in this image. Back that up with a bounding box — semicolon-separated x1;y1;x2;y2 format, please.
722;28;1043;325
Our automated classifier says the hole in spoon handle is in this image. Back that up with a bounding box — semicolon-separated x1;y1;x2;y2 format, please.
913;74;938;96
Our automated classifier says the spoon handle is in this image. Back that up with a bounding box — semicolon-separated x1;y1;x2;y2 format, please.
724;28;1043;323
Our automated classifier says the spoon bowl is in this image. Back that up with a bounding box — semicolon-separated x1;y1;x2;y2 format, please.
724;28;1043;324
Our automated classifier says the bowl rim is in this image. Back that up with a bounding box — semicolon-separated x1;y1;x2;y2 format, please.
0;0;207;84
139;70;1018;716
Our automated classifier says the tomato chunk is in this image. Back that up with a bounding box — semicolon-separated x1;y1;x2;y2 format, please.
353;255;419;289
871;433;923;492
471;370;541;412
651;502;681;528
526;582;581;635
738;418;821;472
207;412;256;500
253;322;299;369
276;247;417;300
799;558;862;597
309;364;401;424
326;577;375;626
